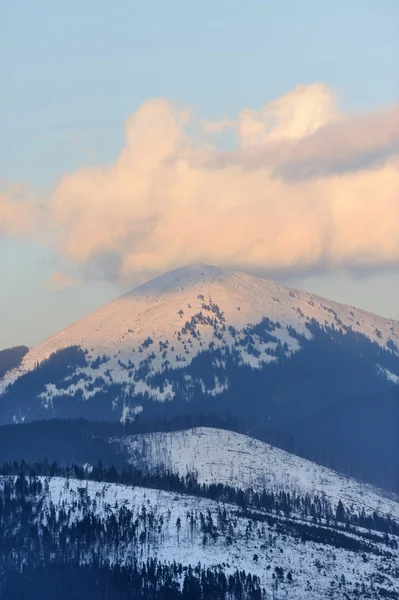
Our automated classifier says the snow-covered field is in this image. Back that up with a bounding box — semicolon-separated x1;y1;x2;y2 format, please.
2;475;398;599
118;426;399;520
2;264;398;402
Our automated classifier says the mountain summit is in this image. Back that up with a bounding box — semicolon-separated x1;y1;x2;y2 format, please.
1;264;398;490
2;263;398;393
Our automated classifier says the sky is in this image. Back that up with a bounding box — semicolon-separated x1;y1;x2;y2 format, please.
1;0;398;349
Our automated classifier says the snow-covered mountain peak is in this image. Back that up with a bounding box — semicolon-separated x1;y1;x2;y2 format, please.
130;263;227;296
1;263;398;405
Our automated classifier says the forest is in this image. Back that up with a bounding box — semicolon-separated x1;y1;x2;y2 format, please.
2;462;398;540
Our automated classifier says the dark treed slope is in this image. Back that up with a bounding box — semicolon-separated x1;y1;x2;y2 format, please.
0;346;28;380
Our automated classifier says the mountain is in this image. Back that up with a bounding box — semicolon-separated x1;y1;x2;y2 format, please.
2;469;399;599
116;426;399;521
1;264;398;490
2;264;398;395
3;419;397;522
0;346;28;380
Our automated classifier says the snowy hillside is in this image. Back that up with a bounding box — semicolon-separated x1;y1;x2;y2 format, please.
118;427;399;521
1;264;398;496
1;474;398;599
2;263;398;403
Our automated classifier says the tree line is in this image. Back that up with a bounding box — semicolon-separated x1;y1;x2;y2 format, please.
1;460;398;539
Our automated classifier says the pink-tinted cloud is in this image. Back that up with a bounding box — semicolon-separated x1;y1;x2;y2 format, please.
275;102;399;179
1;85;398;285
49;270;80;289
0;184;42;237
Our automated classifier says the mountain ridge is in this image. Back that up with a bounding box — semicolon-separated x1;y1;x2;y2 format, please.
2;263;398;396
116;426;399;520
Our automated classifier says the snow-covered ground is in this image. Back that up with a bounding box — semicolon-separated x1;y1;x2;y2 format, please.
118;426;399;520
2;475;398;599
2;264;398;402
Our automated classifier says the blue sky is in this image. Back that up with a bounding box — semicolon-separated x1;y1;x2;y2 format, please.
1;0;398;348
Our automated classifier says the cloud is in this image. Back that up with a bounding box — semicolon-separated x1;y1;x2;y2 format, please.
0;184;42;238
49;270;80;289
237;83;340;147
275;102;399;179
1;85;399;285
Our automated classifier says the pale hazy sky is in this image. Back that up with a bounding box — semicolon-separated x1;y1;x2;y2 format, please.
1;0;398;349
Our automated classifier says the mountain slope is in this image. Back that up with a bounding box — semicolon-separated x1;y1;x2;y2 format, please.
2;474;398;599
1;264;398;491
117;426;399;521
2;263;398;400
0;346;28;380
